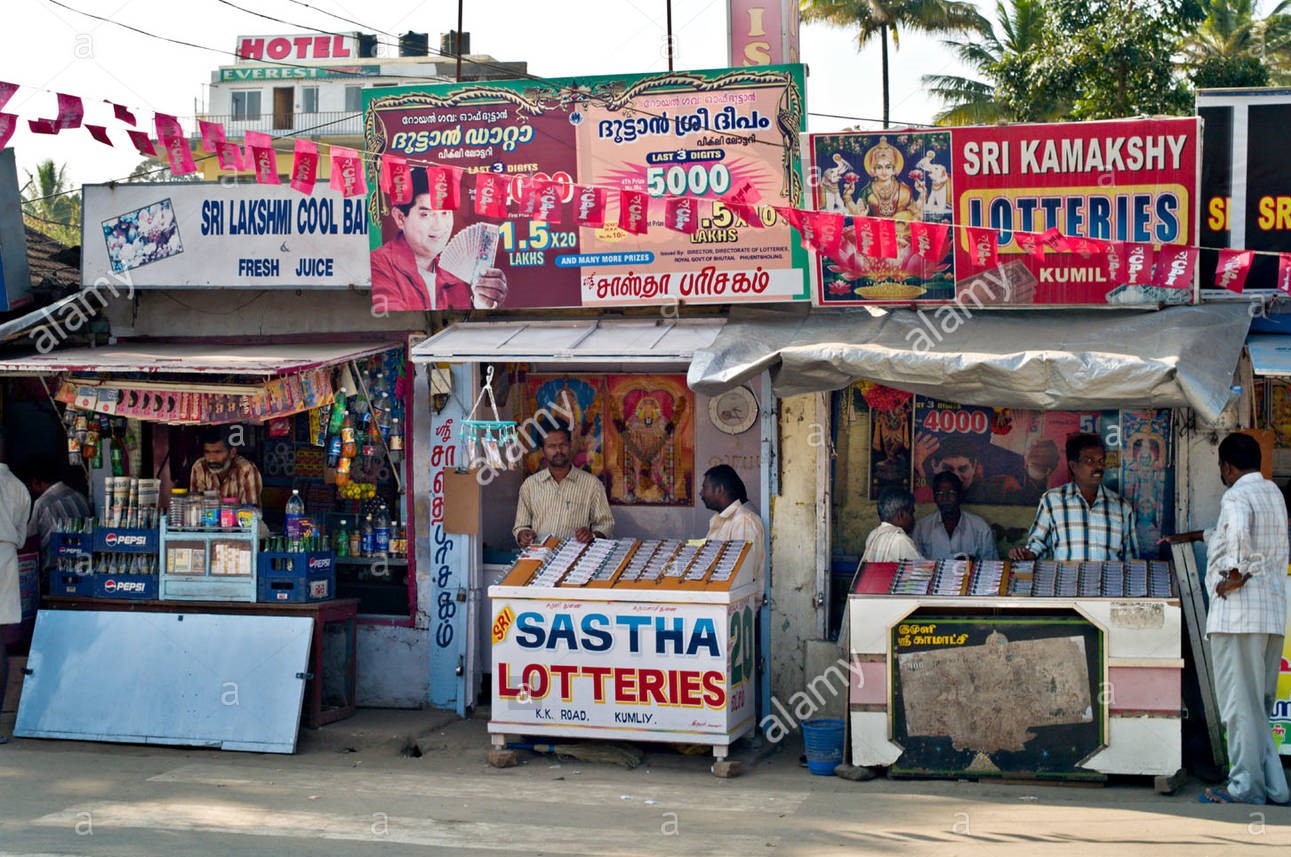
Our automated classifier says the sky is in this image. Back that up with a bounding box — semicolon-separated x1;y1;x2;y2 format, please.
0;0;983;191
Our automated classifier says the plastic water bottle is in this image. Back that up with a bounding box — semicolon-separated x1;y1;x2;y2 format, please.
360;515;375;557
285;489;306;551
374;504;390;557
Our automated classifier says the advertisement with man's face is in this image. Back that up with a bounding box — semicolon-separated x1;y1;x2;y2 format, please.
365;65;809;312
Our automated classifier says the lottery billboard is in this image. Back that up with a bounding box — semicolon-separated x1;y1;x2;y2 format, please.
805;117;1200;306
365;65;809;311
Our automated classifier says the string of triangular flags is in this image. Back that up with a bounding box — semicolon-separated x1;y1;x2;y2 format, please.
3;81;1287;296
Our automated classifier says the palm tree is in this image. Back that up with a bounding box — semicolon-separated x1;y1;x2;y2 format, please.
21;160;81;247
801;0;989;128
922;0;1053;125
1180;0;1291;86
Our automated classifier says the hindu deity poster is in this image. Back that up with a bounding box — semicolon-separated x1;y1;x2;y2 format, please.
521;375;605;477
603;375;694;506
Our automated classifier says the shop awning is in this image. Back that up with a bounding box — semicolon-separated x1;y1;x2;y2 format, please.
689;303;1251;424
410;318;724;363
1247;334;1291;377
0;340;401;377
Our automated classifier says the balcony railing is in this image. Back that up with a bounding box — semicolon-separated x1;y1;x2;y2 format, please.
196;110;363;137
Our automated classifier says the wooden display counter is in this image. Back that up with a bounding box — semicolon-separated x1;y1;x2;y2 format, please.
42;596;359;728
847;559;1183;788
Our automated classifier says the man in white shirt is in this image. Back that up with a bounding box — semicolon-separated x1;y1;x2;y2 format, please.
913;472;998;561
0;450;32;744
1175;434;1290;805
701;465;766;585
21;458;91;567
862;488;922;563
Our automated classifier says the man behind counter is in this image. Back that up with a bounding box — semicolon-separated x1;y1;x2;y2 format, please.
513;425;614;548
190;426;263;506
700;464;766;583
913;471;997;561
1009;432;1137;562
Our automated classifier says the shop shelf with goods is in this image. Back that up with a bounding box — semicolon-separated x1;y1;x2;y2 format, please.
159;512;261;602
488;536;760;763
846;557;1183;787
46;476;163;601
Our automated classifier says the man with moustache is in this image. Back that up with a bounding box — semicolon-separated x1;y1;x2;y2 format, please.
1009;433;1138;562
190;426;262;507
513;425;614;548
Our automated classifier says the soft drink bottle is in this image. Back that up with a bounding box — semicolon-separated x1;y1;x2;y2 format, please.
285;489;306;550
340;414;357;459
361;515;375;557
374;504;390;557
327;433;342;467
335;519;350;557
327;388;349;436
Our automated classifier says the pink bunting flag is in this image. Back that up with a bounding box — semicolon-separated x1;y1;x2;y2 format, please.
1214;248;1253;293
1278;254;1291;295
1015;231;1046;261
800;211;844;259
0;114;17;149
54;93;83;130
1123;243;1156;285
1151;244;1198;289
427;165;462;210
127;130;156;156
243;131;278;184
85;124;112;146
1067;236;1107;258
965;226;1000;268
664;197;699;234
215;140;245;171
290;139;318;195
111;102;136;126
379;154;411;204
723;182;764;229
856;217;897;259
1041;227;1073;252
28;119;56;135
771;205;802;232
0;82;16;110
154;113;196;175
531;176;563;224
909;221;950;262
573;185;608;227
198;120;226;154
618;190;650;235
473;171;509;218
1104;241;1126;280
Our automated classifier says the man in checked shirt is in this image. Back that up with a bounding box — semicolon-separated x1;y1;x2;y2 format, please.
1170;433;1290;805
513;425;614;548
1009;432;1138;563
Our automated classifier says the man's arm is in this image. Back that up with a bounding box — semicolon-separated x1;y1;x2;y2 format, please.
245;461;263;506
976;517;999;560
513;478;536;545
1122;499;1140;561
1009;498;1052;561
1205;495;1243;598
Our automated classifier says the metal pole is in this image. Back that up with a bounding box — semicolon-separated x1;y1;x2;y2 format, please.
666;0;674;71
456;0;464;82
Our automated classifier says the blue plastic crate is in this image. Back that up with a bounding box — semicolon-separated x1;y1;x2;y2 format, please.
92;574;158;600
47;568;95;597
49;532;92;559
257;551;335;603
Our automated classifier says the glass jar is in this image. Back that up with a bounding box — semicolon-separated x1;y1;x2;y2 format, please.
202;491;220;529
220;497;238;529
169;488;188;529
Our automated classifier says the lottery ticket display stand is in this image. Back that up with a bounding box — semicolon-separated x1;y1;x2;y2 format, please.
488;537;760;761
847;558;1185;789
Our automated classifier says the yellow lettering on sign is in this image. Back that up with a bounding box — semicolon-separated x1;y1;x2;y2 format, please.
491;605;516;644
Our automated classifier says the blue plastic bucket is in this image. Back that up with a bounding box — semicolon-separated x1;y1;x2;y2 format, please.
802;718;845;776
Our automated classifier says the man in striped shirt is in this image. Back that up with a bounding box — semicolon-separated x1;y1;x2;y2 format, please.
1009;433;1137;562
513;426;614;547
1179;433;1289;805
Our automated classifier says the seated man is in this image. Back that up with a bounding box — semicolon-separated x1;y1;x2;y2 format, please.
861;487;922;563
513;426;614;547
913;472;997;560
700;464;766;584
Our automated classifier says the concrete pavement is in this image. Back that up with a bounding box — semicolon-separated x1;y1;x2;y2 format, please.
1;707;1290;856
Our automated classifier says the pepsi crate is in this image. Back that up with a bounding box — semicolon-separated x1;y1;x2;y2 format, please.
92;574;157;600
49;531;92;560
92;527;159;554
257;550;335;603
47;568;95;596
